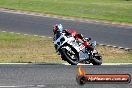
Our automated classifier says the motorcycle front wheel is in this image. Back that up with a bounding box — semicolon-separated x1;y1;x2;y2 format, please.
91;53;102;65
61;48;79;65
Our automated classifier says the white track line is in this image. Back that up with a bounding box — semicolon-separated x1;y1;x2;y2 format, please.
0;85;33;88
10;32;14;34
0;86;17;88
0;85;46;88
40;36;46;38
23;34;29;36
16;33;21;35
2;31;6;32
0;63;29;65
48;37;52;38
33;35;39;37
1;30;132;51
62;63;132;65
98;44;132;50
0;63;132;65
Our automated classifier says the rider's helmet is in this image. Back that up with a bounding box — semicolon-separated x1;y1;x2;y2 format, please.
53;24;63;34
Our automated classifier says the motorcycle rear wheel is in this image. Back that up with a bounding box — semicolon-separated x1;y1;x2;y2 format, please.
61;48;79;65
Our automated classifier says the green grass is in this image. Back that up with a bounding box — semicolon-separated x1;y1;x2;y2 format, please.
0;32;132;63
0;32;64;63
97;46;132;63
0;0;132;23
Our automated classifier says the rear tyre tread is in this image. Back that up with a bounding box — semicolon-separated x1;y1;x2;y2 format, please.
61;48;78;65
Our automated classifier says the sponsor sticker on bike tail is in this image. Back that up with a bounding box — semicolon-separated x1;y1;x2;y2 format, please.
76;66;131;85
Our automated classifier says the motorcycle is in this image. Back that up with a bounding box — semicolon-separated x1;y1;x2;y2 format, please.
53;31;102;65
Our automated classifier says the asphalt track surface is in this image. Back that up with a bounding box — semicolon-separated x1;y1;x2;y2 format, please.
0;11;132;48
0;64;131;88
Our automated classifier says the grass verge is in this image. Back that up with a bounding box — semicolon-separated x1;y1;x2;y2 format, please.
97;46;132;63
0;32;132;63
0;0;132;23
0;32;63;63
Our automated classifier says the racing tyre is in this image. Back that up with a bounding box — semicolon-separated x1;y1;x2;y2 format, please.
61;48;79;65
92;54;102;65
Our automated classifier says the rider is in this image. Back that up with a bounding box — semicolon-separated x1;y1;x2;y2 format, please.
63;29;94;52
53;24;84;43
83;38;94;51
53;24;94;51
53;24;63;35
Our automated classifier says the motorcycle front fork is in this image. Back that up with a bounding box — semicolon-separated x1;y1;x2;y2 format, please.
83;51;93;64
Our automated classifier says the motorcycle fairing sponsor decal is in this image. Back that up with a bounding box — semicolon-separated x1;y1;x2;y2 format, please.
76;66;131;85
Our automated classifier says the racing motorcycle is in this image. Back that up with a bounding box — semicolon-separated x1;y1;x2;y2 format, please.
53;31;102;65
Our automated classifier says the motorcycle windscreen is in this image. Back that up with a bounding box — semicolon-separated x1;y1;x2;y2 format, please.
91;41;96;48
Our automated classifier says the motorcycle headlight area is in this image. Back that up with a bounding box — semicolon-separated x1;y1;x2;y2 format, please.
55;37;65;49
